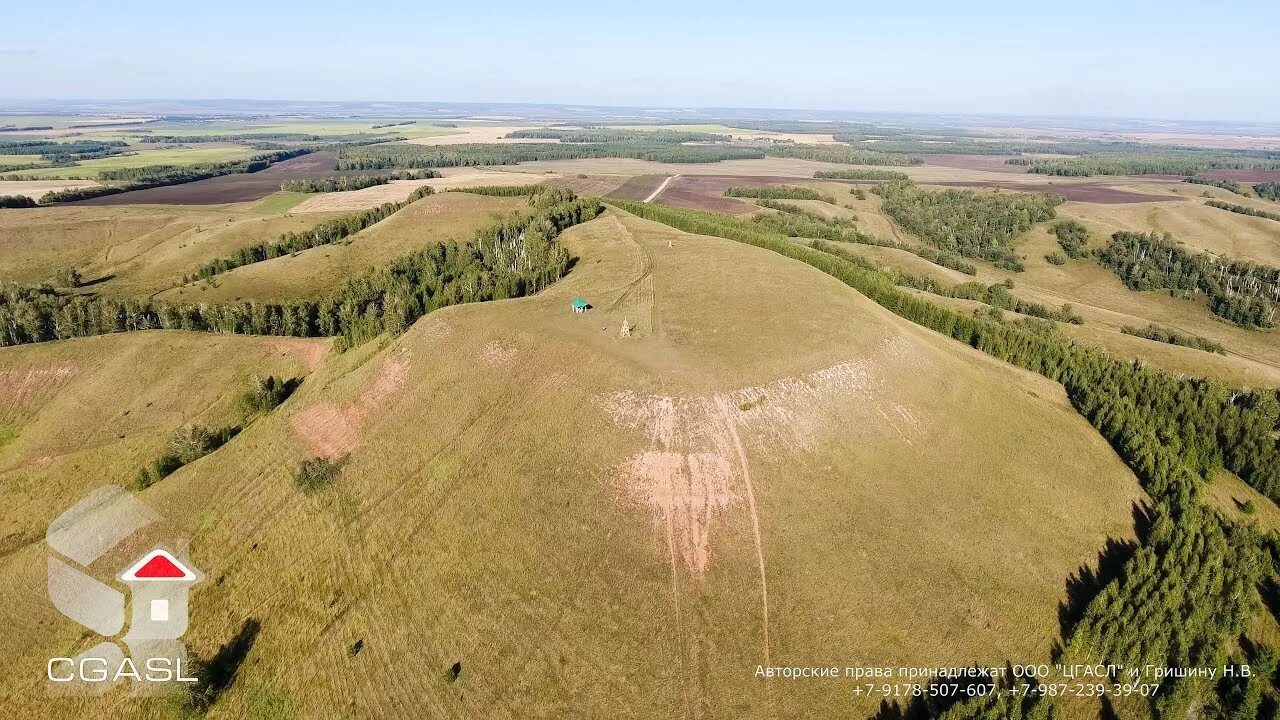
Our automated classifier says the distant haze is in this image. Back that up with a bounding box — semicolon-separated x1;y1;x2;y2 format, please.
3;0;1278;122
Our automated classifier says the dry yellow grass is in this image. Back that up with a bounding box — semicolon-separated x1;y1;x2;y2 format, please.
1060;196;1280;266
403;124;559;146
0;204;349;295
290;169;555;212
0;209;1143;718
159;193;527;302
0;179;102;201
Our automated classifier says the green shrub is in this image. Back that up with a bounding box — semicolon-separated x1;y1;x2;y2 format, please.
296;457;342;493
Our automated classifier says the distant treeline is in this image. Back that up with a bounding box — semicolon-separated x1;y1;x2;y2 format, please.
505;128;730;143
140;132;398;144
1050;220;1090;258
609;198;1279;716
37;148;313;204
0;138;129;167
1184;176;1245;195
890;267;1083;324
335;141;766;169
725;185;834;202
1205;199;1280;222
1097;230;1279;328
1256;182;1280;201
1012;150;1280;177
280;170;438;193
453;185;544;196
0;195;37;209
1120;324;1226;354
763;144;922;166
0;124;53;132
872;181;1063;271
189;186;435;281
813;169;910;181
752;200;978;275
0;189;598;351
371;120;417;129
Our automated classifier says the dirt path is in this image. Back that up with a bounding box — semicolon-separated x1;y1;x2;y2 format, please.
644;175;678;203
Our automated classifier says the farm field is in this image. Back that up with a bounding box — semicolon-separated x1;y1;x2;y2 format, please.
159;192;526;301
1;144;257;179
0;209;1143;718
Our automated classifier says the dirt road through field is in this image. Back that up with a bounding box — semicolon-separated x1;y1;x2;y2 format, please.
644;174;677;203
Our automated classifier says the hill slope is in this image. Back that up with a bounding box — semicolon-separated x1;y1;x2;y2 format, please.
0;210;1143;718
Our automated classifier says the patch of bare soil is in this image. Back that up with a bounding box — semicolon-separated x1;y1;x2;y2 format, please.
264;338;329;373
1201;169;1280;183
290;348;411;459
73;153;351;206
644;175;805;214
606;175;669;202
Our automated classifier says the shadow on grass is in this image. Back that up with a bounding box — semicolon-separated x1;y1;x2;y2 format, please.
190;617;261;713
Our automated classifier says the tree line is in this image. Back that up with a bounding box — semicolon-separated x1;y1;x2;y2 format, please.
452;184;544;196
187;187;434;282
1097;230;1279;328
1185;176;1246;195
0;195;36;209
872;180;1064;271
505;128;730;143
607;198;1280;718
1120;323;1226;354
37;148;313;204
1014;150;1280;177
279;170;438;193
335;141;766;170
751;200;978;275
724;185;835;202
0;189;599;351
1255;182;1280;201
1205;199;1280;222
813;169;909;181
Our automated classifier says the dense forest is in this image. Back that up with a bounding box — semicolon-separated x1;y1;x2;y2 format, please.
813;169;909;181
763;144;922;166
505;128;730;143
1255;182;1280;201
188;187;434;281
872;181;1063;271
0;138;129;166
1015;150;1280;177
608;198;1280;718
1050;219;1091;258
453;185;544;196
0;189;598;350
1097;230;1279;328
724;185;835;202
1185;176;1246;195
335;141;765;169
1120;323;1226;354
1205;199;1280;222
279;170;438;193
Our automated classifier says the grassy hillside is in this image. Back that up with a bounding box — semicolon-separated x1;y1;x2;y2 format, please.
0;204;349;296
0;210;1143;718
157;193;527;302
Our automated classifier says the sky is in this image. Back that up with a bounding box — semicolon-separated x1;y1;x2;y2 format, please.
3;0;1278;122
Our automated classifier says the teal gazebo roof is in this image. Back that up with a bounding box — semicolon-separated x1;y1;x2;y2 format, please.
571;298;589;309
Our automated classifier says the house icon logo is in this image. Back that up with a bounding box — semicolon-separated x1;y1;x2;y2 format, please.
119;549;200;636
46;486;203;693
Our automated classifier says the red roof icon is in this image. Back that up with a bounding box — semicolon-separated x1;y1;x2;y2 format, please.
120;548;198;582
